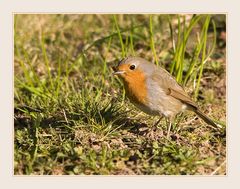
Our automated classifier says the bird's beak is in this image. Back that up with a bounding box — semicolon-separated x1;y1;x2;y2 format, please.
113;70;126;75
112;66;125;75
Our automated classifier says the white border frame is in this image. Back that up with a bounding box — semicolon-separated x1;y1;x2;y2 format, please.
1;1;239;189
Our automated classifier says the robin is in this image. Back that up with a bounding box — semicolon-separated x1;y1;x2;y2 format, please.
113;56;218;138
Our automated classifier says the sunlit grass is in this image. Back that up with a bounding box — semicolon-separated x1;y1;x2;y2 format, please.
14;14;226;175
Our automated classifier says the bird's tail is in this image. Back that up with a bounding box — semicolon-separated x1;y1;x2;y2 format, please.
193;109;219;128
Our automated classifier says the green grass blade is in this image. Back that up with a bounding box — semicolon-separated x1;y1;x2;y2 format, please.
130;17;136;56
149;15;159;66
113;15;126;58
40;32;54;91
194;15;211;99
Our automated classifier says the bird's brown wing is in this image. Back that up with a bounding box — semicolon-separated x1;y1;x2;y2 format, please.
168;88;197;108
152;67;197;108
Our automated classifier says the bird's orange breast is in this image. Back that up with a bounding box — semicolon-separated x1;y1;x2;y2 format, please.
122;70;148;106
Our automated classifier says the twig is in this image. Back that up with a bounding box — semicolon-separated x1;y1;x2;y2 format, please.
62;109;69;124
210;160;226;175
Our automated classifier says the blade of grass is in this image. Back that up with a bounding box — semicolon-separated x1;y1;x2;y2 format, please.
17;58;34;87
176;16;186;83
149;15;159;66
204;19;217;64
83;24;144;53
22;48;51;94
102;35;113;75
194;15;211;99
40;32;54;91
183;37;203;86
170;15;181;75
168;15;175;53
113;15;126;58
183;18;216;86
170;15;204;84
28;113;41;174
15;77;50;99
130;17;136;56
54;55;63;98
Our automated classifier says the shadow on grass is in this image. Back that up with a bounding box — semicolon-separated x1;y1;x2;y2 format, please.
14;99;149;134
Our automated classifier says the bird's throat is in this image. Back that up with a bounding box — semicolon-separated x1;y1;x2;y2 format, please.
123;71;148;106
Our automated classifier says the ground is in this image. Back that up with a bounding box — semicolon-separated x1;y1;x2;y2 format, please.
14;14;226;175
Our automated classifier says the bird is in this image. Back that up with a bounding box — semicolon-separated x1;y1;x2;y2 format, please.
113;56;218;138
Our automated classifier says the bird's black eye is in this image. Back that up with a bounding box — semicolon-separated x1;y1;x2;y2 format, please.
129;64;136;70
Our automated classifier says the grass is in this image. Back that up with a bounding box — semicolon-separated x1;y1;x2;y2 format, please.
14;14;226;175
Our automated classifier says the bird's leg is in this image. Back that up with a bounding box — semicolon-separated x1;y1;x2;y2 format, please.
143;116;163;138
149;116;163;133
153;116;163;128
166;119;172;139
